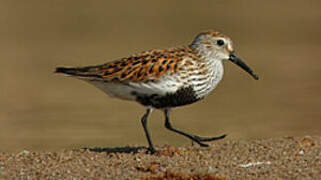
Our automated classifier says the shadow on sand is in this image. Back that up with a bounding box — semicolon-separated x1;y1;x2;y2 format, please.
82;146;147;154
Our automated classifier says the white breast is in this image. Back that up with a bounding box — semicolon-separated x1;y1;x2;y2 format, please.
192;60;224;98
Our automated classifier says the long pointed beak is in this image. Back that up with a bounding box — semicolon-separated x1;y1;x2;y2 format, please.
229;52;259;80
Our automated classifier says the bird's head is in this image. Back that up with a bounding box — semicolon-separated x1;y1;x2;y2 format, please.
190;30;259;80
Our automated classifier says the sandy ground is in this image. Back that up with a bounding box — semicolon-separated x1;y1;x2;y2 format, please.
0;136;320;179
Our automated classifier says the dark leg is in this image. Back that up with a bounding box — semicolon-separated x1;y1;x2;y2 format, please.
141;108;156;153
163;109;226;147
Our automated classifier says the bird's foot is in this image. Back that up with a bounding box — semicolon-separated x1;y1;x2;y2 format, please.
145;147;157;154
194;134;227;142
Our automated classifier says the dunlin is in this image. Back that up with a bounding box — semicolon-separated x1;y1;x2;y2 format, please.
56;30;259;153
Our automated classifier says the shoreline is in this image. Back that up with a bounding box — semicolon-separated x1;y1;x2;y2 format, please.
1;136;320;179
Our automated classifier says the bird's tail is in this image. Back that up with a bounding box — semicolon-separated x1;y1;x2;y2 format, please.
55;66;102;78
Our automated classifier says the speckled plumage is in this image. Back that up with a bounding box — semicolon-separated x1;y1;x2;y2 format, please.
56;30;259;153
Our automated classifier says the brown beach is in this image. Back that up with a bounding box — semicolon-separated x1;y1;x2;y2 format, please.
1;136;320;179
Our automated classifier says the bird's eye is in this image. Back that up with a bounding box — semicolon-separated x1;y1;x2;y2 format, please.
217;39;225;46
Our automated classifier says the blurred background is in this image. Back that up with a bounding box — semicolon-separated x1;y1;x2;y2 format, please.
0;0;320;152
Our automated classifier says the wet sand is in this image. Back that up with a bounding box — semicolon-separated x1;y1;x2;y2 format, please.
1;136;320;179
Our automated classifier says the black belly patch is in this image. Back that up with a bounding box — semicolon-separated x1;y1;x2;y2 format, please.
133;86;201;109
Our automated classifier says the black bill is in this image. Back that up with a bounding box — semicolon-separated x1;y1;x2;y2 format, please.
229;52;259;80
